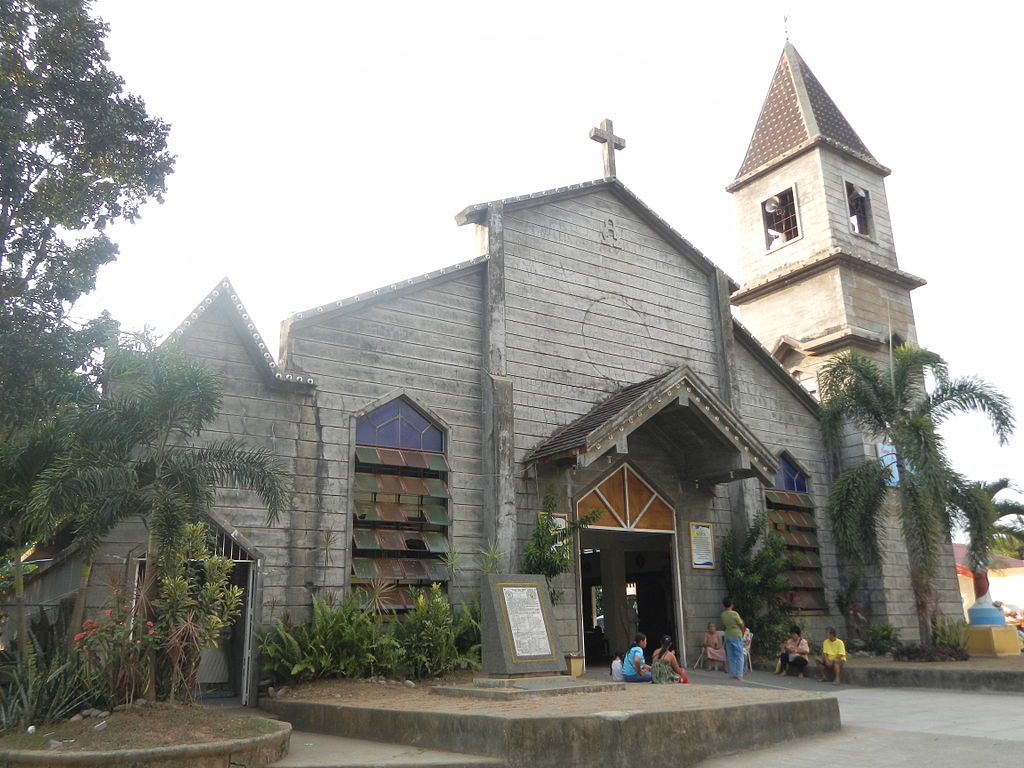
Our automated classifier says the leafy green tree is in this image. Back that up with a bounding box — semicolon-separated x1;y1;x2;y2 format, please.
27;341;291;649
0;0;174;437
721;512;795;656
819;344;1013;641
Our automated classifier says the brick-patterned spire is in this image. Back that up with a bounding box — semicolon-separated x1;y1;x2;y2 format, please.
733;43;887;184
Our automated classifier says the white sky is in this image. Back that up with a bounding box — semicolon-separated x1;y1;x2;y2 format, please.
81;0;1023;502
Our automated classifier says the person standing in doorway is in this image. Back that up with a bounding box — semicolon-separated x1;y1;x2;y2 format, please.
721;597;746;680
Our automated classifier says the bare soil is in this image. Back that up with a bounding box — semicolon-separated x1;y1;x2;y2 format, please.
0;703;281;753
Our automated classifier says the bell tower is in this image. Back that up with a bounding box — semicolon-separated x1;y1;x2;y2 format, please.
727;43;925;395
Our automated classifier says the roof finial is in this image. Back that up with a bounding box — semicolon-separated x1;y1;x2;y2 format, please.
589;118;626;178
784;14;791;41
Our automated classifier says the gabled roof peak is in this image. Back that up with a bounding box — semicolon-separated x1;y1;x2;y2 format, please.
731;43;889;188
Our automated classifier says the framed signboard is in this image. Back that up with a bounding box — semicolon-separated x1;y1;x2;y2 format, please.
689;522;715;569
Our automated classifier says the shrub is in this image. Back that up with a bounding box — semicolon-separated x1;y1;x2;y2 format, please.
864;623;901;655
397;584;459;679
260;593;391;683
74;596;161;708
892;644;969;662
0;634;92;731
722;513;795;657
521;486;599;603
453;596;481;670
931;616;968;650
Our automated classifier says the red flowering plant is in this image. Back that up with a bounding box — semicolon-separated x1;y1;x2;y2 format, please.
73;591;161;708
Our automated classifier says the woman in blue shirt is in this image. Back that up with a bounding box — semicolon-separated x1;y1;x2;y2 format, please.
623;632;652;682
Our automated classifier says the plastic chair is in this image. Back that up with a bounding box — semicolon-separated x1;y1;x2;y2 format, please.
742;629;754;673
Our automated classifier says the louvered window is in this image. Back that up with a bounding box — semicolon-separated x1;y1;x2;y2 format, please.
767;456;825;611
351;398;449;610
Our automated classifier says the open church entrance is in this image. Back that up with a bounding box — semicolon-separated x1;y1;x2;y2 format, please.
577;463;683;667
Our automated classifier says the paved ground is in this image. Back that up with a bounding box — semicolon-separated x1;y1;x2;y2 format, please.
687;666;1024;767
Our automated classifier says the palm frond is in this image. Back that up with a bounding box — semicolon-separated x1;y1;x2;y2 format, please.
891;344;946;407
923;376;1014;445
818;350;894;440
163;440;291;525
825;459;889;564
900;484;944;584
948;480;995;572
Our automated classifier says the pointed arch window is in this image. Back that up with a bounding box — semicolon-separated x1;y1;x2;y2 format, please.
766;455;825;611
351;397;449;610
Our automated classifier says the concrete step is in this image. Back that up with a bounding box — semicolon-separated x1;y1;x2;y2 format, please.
271;729;507;768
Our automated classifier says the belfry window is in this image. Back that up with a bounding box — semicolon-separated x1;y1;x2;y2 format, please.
846;182;872;237
351;397;450;611
766;455;825;611
762;187;800;250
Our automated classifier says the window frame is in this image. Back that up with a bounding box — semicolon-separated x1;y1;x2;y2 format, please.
761;185;802;252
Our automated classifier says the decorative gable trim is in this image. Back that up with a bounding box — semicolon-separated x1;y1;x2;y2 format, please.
166;277;315;389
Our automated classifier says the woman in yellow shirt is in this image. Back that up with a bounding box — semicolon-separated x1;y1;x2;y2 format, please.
815;626;847;685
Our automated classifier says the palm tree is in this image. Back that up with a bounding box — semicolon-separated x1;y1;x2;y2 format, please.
819;344;1013;642
0;420;67;656
27;341;291;646
951;479;1024;573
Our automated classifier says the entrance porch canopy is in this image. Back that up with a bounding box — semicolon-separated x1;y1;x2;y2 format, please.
524;366;777;487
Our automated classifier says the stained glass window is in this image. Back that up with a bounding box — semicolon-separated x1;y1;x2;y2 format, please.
356;398;443;452
774;455;808;493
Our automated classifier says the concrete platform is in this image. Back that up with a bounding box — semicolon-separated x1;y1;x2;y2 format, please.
841;659;1024;693
263;684;839;768
273;731;506;768
431;675;623;700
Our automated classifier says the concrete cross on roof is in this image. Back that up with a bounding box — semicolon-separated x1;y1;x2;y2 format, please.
589;118;626;178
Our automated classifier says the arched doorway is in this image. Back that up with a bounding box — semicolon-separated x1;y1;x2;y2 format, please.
576;463;684;666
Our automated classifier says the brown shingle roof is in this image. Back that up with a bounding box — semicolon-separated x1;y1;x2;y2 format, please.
524;373;670;463
733;43;887;184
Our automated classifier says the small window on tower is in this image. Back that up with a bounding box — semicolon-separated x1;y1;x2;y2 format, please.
762;188;799;250
846;182;872;237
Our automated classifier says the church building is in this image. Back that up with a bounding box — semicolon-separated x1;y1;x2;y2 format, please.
25;44;960;703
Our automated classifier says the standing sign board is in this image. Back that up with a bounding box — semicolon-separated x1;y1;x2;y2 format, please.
480;573;564;676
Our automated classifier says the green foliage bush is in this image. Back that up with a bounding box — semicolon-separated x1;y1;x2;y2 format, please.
931;616;968;651
864;623;901;655
74;596;161;708
520;486;600;603
397;584;460;679
260;584;481;684
0;634;93;731
261;593;394;682
721;513;795;656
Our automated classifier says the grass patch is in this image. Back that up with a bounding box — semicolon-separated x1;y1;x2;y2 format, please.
0;704;282;753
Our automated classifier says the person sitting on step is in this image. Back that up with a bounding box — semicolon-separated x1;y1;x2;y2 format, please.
776;625;809;677
622;632;652;683
816;626;847;685
610;649;625;682
651;635;688;684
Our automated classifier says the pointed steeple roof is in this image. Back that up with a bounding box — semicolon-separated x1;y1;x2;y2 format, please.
731;43;888;187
